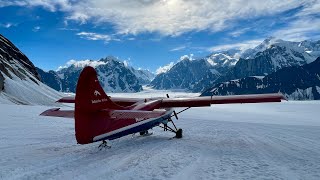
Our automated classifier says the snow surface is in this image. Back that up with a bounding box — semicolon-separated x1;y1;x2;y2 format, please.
1;90;320;180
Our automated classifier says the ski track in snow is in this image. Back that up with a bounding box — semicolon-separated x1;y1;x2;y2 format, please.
1;101;320;180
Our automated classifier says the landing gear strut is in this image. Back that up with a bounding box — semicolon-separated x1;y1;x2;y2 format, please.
159;117;183;138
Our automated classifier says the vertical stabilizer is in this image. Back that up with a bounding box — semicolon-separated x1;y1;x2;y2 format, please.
74;66;122;144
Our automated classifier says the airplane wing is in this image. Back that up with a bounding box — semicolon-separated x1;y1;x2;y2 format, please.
159;93;285;107
56;93;285;108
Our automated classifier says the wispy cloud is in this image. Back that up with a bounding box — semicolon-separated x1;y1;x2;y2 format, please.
2;0;318;37
32;26;40;32
0;22;16;28
170;45;186;52
229;27;251;37
76;32;112;43
272;18;320;41
271;2;320;41
64;0;315;36
57;59;107;70
0;0;72;12
209;39;264;52
58;27;79;31
1;0;320;41
127;37;135;41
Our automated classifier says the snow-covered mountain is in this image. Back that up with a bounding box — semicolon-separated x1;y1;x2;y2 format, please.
150;53;237;90
192;53;238;92
151;38;319;93
217;38;318;84
298;40;320;58
202;57;320;100
241;37;280;59
38;56;154;93
0;34;61;105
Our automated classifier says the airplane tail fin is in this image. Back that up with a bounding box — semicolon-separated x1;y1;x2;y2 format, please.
74;66;123;144
75;66;123;112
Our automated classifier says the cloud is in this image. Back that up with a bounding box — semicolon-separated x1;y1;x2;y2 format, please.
66;0;315;36
123;59;131;67
2;0;320;40
0;23;16;28
0;0;72;11
156;62;174;75
64;59;107;68
272;18;320;41
170;45;186;52
271;1;320;41
2;0;317;37
179;54;194;61
58;27;79;31
32;26;40;32
209;39;264;52
229;27;251;37
76;32;112;43
127;37;135;41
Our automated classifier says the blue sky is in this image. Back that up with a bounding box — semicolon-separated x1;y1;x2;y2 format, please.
1;0;320;73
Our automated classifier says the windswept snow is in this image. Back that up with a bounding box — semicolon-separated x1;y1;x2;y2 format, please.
1;91;320;179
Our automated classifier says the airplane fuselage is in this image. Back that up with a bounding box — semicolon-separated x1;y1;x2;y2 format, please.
93;108;174;142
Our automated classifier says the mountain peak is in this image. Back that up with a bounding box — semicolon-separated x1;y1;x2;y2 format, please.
100;56;121;63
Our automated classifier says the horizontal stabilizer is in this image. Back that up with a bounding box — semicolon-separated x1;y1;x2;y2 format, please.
40;108;74;118
57;97;75;103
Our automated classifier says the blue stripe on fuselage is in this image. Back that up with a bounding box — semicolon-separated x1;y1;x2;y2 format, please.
95;109;173;141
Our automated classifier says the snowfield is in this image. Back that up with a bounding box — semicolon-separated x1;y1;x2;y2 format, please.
1;94;320;179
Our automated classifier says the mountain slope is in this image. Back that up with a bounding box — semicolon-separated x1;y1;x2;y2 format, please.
150;54;237;90
36;67;63;91
202;57;320;100
128;67;155;85
0;34;61;105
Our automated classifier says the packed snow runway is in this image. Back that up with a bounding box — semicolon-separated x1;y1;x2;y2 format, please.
1;100;320;179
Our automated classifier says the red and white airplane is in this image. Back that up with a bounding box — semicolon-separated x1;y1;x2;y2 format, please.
40;66;285;148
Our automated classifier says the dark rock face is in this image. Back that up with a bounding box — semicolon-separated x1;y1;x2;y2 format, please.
150;59;212;90
36;67;62;91
192;70;221;92
96;57;142;92
202;57;320;100
0;71;4;90
128;67;155;85
0;34;41;92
